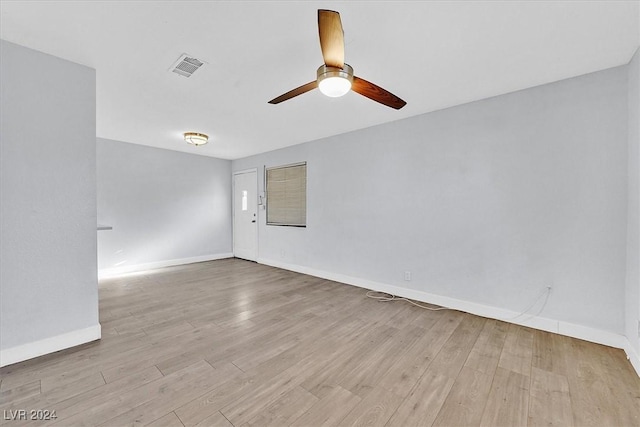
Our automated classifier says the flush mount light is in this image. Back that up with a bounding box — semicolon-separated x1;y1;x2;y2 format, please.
317;64;353;98
184;132;208;146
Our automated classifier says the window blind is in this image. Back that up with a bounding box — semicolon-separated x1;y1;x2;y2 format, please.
266;163;306;226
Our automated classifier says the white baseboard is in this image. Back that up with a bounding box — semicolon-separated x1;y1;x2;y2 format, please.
259;257;637;375
623;339;640;376
0;324;102;368
98;253;234;279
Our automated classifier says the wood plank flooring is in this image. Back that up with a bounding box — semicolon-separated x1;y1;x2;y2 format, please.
1;258;638;426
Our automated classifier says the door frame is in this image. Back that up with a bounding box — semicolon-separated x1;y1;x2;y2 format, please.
232;168;258;261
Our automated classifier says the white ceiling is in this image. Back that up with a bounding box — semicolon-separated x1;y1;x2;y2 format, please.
1;1;639;160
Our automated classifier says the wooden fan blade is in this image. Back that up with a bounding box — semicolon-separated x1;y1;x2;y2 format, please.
268;81;318;104
318;10;344;68
352;76;406;110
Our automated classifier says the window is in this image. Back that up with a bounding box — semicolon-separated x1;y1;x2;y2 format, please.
241;190;248;211
266;162;306;227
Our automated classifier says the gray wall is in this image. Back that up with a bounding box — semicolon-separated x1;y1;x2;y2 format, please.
627;48;640;355
97;138;232;272
233;65;628;334
0;41;99;350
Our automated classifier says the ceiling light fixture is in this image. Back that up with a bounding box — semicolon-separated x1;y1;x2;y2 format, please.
317;64;353;97
183;132;208;146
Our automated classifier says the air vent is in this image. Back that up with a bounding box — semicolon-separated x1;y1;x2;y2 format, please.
169;54;204;78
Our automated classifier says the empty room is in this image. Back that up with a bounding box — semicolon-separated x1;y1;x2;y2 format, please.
1;1;639;426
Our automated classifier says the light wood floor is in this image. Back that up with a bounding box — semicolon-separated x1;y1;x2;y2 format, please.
1;259;638;426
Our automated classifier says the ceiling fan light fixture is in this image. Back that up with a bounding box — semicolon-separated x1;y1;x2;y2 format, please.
317;64;353;98
183;132;209;146
319;77;351;97
268;10;405;109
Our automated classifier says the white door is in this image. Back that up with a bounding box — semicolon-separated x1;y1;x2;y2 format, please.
233;170;258;261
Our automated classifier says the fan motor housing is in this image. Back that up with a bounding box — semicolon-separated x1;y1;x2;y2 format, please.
316;64;354;84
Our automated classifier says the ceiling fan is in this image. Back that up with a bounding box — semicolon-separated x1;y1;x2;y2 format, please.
268;9;407;110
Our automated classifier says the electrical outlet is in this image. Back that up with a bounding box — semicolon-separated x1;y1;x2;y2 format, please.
404;271;411;281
